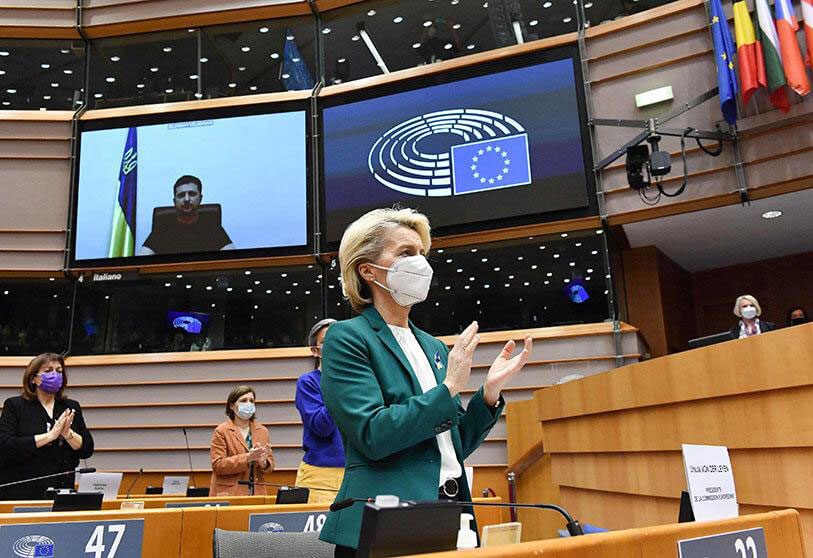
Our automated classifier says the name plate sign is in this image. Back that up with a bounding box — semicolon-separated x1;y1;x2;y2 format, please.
249;510;329;533
165;501;229;508
0;519;144;558
678;527;767;558
682;444;738;521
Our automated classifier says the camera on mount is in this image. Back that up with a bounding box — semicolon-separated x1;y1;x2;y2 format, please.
625;130;671;190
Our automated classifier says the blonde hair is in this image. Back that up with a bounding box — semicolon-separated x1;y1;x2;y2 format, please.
339;207;431;312
733;294;762;317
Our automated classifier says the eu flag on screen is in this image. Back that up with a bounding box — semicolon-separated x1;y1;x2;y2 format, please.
107;127;137;258
451;134;531;195
282;29;314;91
709;0;738;124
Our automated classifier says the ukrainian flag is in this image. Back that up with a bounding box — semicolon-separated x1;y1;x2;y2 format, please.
108;127;137;258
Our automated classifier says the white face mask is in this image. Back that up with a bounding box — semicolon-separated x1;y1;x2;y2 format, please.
741;306;757;320
371;255;434;307
236;402;255;420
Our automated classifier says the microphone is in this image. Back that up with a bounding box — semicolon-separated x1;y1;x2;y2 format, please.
418;499;585;537
124;467;143;498
330;497;374;512
0;467;96;490
181;427;197;488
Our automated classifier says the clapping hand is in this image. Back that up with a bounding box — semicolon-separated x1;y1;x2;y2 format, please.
59;409;75;439
49;409;73;442
443;322;481;397
247;445;266;463
483;336;533;406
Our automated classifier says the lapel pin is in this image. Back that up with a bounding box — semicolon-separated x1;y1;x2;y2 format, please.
434;351;444;370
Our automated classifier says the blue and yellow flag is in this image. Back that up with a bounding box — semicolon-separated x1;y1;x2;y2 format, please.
710;0;739;124
108;127;137;258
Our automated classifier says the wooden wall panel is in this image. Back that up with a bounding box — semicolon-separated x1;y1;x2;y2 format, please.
620;246;665;356
506;398;543;465
692;251;813;335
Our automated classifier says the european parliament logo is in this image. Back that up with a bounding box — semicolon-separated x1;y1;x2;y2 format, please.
367;109;531;197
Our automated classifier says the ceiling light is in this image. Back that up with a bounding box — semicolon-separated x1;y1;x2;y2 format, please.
165;88;173;93
286;34;295;40
761;210;783;219
228;82;237;88
352;35;361;41
493;267;500;271
259;26;269;33
164;282;171;287
322;27;332;34
241;46;250;52
529;19;539;26
560;233;568;237
466;44;476;50
393;16;404;23
281;273;288;277
226;287;233;292
249;85;257;91
575;242;582;247
150;66;159;72
517;256;524;261
564;278;570;283
338;58;346;63
51;82;59;87
444;43;453;50
543;1;552;6
531;265;538;269
43;95;51;100
105;77;115;83
238;66;246;71
596;229;604;234
63;69;72;74
452;23;461;29
270;52;280;59
163;46;172;53
185;284;192;289
281;73;290;79
137;83;145;89
569;262;576;267
481;258;488;262
206;285;213;290
189;74;198;79
0;102;8;106
94;93;103;98
266;289;272;294
547;272;553;277
591;250;598;255
544;280;550;285
60;49;70;54
194;93;202;98
553;254;560;258
585;1;593;6
412;42;422;48
367;9;377;15
445;286;451;290
0;70;4;75
176;274;183;278
0;51;8;56
246;288;253;293
6;88;16;94
41;63;50;68
423;20;433;27
110;56;120;62
199;57;208;63
456;268;463;272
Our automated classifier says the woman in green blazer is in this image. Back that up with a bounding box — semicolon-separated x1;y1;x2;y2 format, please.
320;208;533;556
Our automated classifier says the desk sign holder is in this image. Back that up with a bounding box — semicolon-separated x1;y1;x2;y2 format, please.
678;527;767;558
0;518;144;558
249;510;329;533
161;476;189;495
682;444;739;521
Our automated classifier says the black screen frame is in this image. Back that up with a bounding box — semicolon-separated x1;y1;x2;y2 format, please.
317;44;597;252
70;98;314;269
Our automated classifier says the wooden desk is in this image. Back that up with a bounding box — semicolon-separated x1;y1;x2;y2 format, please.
402;509;805;557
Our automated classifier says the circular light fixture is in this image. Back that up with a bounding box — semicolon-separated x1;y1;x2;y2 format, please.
228;82;237;88
412;42;421;48
189;74;198;79
50;83;59;88
281;73;290;79
241;46;250;52
249;85;258;91
543;1;553;7
137;83;145;89
351;34;360;41
322;27;332;34
63;69;73;74
466;44;476;50
150;66;159;72
259;26;269;33
6;88;16;94
199;57;208;63
444;43;453;50
165;88;173;93
761;210;783;219
0;51;9;57
563;16;573;23
270;52;280;59
105;76;115;83
393;16;404;23
338;57;346;63
163;46;172;53
41;63;50;69
530;19;539;25
110;56;121;62
94;93;103;98
367;9;377;15
423;20;433;27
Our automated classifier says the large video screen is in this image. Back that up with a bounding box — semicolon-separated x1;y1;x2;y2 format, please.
321;49;593;244
74;109;308;265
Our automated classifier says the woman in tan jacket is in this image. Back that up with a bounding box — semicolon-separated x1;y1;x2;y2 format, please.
210;385;275;496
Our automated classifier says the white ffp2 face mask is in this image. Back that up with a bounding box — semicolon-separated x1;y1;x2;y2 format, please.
371;255;434;307
741;306;757;320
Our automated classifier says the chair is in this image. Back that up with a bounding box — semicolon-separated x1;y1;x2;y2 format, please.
150;203;223;233
212;529;334;558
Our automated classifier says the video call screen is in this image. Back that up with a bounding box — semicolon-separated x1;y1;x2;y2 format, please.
321;50;592;244
74;110;308;263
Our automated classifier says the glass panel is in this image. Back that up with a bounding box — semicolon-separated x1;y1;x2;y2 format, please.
0;278;72;355
0;39;84;111
324;229;610;335
88;16;315;108
320;0;580;82
71;265;322;354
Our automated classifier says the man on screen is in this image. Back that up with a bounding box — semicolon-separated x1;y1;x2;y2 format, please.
138;175;235;255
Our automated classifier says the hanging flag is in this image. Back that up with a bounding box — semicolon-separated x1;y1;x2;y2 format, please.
801;0;813;67
775;0;810;95
733;0;766;104
753;0;791;111
108;127;137;258
281;28;314;91
709;0;739;123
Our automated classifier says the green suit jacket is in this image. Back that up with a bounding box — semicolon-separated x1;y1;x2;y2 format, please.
318;306;505;549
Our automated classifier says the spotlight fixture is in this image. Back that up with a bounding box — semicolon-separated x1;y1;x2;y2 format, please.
761;210;782;219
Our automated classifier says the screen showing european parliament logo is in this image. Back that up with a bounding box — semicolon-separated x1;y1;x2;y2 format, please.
75;111;308;261
322;56;589;242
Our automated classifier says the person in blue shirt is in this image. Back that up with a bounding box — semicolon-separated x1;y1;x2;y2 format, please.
294;318;344;503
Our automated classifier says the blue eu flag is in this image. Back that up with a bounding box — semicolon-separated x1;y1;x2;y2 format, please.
451;134;531;195
34;544;54;557
709;0;738;124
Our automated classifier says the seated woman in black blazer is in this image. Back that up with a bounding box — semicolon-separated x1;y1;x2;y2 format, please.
730;295;775;339
0;353;94;500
